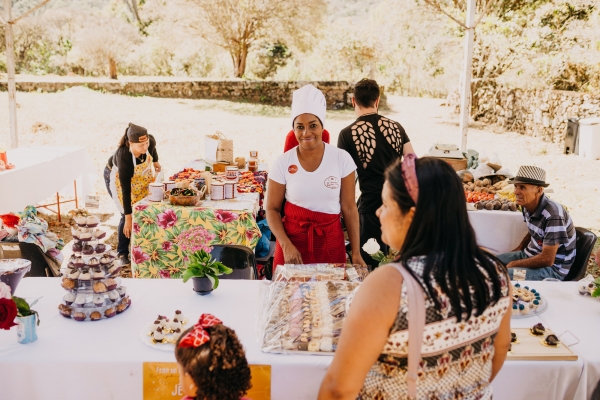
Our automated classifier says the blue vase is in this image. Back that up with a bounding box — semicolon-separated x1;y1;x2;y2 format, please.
16;314;38;344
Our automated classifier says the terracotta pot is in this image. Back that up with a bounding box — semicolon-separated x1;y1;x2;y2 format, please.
191;277;213;295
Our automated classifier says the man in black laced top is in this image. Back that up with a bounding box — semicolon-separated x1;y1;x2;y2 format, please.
338;79;414;269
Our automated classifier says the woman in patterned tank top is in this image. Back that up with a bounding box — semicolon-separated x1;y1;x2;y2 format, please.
319;157;512;400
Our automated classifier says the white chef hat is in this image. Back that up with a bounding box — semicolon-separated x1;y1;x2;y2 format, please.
291;84;326;127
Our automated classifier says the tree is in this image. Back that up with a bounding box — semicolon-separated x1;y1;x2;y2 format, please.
188;0;325;78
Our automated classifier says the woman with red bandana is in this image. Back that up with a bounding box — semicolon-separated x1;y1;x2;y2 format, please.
267;85;366;273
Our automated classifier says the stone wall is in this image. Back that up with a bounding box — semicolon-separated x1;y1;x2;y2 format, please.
0;79;358;109
473;86;600;143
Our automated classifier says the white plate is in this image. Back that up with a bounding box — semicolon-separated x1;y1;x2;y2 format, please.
139;324;176;352
511;296;548;319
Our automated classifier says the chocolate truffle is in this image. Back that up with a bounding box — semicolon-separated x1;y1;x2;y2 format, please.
531;323;545;336
73;312;86;321
105;308;116;318
90;311;102;321
93;282;108;294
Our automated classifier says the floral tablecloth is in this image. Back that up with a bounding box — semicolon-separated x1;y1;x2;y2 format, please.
131;193;262;278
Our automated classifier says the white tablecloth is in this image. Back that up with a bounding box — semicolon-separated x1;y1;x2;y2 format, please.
0;146;97;214
0;279;596;400
468;209;529;254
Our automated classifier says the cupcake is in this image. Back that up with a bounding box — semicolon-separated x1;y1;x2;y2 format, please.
116;302;128;314
172;328;182;341
93;229;106;240
308;340;321;352
63;292;76;305
73;312;87;321
71;227;80;239
93;294;105;307
88;257;100;267
170;318;182;330
72;242;83;253
544;334;560;347
58;304;72;318
86;215;100;227
320;338;333;352
105;308;116;318
531;323;546;336
74;256;85;268
153;327;165;343
62;278;76;291
511;332;518;343
108;264;121;276
519;304;528;315
95;243;107;254
74;216;88;226
79;270;91;281
174;310;185;322
93;281;108;294
92;268;105;280
79;231;92;241
531;299;540;310
81;244;94;256
108;290;120;301
100;256;112;266
117;286;127;297
90;311;102;321
105;278;118;291
75;294;87;306
67;269;80;279
108;250;118;259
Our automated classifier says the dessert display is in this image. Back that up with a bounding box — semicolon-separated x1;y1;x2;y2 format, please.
507;325;577;360
142;311;189;348
511;283;546;318
58;222;130;322
578;277;600;297
259;280;360;354
169;168;268;195
274;264;369;283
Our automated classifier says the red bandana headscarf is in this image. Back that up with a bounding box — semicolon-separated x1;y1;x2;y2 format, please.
178;314;222;348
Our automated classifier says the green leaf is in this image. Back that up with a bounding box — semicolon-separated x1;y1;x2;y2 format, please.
592;288;600;298
206;273;217;289
12;296;33;317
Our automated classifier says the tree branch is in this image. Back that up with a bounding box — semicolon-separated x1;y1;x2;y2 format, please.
9;0;52;25
473;0;495;27
422;0;467;28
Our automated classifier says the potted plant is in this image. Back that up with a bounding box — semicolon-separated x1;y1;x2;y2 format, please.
0;282;40;344
362;238;398;267
178;227;232;295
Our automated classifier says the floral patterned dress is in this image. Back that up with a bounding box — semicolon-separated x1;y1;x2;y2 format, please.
355;256;510;400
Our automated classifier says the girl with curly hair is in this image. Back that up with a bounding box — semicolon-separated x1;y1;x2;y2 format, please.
175;314;252;400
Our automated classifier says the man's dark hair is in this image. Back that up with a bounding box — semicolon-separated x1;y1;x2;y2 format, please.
353;78;380;108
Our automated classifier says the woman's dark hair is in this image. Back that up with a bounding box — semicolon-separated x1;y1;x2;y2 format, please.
175;324;252;400
354;78;380;108
385;157;506;322
118;127;130;148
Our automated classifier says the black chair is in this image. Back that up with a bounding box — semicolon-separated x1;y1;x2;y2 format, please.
210;245;257;280
564;227;597;281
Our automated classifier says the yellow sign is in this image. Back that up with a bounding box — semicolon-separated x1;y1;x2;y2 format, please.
143;362;271;400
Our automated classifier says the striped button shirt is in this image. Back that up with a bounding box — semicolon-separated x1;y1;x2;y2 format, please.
523;194;576;276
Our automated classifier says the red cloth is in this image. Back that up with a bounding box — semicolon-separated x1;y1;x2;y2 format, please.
273;202;346;274
283;129;330;152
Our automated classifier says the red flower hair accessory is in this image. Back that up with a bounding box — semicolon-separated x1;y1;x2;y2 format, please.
178;314;222;348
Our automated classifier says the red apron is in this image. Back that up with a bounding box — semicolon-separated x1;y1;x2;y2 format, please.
273;202;346;274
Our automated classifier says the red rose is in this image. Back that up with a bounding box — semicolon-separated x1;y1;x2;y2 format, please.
0;297;18;330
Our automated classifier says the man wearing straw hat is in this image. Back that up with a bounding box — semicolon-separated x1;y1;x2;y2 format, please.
497;166;576;281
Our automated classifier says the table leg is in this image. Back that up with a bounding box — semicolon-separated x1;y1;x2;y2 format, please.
74;180;79;209
56;192;61;223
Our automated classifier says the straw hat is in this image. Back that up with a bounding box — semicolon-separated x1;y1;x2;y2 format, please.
510;166;550;187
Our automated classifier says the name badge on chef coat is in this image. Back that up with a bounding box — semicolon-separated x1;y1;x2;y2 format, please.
142;362;272;399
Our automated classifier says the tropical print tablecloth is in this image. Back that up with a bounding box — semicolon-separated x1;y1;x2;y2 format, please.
131;197;261;279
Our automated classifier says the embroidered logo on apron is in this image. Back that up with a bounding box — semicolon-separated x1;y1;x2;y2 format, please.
324;176;340;189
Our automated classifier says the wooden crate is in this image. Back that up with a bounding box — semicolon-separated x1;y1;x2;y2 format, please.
439;157;468;171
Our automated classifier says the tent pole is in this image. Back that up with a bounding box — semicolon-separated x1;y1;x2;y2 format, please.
458;0;475;152
4;0;18;149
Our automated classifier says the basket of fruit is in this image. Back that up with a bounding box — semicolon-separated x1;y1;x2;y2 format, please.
168;187;205;206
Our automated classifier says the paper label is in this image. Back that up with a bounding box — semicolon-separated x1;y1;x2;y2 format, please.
143;362;271;400
84;195;100;209
513;269;527;281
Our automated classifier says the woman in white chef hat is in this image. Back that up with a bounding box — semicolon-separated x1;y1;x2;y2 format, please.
266;84;366;273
